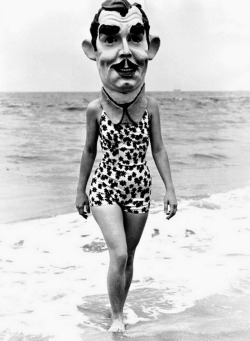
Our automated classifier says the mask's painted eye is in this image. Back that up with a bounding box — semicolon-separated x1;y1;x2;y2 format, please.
130;34;143;44
105;36;117;44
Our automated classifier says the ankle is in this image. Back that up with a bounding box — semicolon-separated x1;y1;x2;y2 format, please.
112;313;123;321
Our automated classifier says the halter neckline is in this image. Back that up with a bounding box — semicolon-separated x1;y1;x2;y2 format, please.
102;84;145;126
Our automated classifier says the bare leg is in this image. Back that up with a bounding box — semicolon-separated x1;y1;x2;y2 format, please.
122;211;148;309
91;205;127;332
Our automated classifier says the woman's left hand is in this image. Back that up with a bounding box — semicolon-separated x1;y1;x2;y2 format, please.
164;189;177;220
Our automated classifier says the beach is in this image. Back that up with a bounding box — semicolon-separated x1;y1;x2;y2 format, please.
1;188;250;340
1;91;250;340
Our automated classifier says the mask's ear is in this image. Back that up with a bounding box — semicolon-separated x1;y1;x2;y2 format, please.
82;39;97;61
148;36;160;60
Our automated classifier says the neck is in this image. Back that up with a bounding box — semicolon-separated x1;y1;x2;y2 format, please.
102;85;145;104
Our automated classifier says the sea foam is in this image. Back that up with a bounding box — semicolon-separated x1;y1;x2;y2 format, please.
0;186;250;339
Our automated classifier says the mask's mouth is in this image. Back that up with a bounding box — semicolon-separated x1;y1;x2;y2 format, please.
112;59;138;78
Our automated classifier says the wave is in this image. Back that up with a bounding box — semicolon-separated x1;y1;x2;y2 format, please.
2;185;249;226
50;119;84;125
198;136;233;142
7;154;61;162
192;152;228;160
6;104;23;108
63;106;86;112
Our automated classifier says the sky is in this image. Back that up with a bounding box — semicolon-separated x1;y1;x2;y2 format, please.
0;0;250;92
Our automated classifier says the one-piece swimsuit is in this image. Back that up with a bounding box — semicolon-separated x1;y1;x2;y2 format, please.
89;91;152;214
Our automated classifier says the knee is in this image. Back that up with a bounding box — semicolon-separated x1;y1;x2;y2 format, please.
110;248;128;271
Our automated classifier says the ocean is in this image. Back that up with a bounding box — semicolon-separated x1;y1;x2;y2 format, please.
0;91;250;340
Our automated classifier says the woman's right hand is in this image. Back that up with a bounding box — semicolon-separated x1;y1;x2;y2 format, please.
75;191;90;219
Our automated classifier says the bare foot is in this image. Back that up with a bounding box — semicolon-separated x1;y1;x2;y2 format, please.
108;317;125;333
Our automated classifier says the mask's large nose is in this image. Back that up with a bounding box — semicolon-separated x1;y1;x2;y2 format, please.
119;38;132;59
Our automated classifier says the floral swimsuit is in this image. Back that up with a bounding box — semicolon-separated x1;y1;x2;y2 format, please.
89;88;152;214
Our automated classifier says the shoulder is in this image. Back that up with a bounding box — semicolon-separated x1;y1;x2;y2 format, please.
146;96;160;121
86;98;102;122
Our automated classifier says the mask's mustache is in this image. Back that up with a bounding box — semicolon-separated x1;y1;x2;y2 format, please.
112;59;138;71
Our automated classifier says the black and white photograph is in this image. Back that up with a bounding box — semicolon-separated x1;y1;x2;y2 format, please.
1;0;250;339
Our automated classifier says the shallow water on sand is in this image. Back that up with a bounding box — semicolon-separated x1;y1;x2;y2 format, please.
80;292;250;341
1;187;250;340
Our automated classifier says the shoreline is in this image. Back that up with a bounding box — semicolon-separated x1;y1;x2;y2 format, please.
0;183;246;226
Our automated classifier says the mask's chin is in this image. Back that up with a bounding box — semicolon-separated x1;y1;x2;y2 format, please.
110;78;141;93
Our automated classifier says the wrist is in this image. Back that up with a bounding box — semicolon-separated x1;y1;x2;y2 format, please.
77;185;86;193
165;186;175;192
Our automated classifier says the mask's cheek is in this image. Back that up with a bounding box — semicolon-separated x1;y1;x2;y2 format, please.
96;44;119;63
96;55;116;84
131;48;149;66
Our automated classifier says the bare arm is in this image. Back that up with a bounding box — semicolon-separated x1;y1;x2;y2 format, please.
76;100;100;218
148;97;177;219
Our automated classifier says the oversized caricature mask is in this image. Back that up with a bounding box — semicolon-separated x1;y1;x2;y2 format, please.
82;0;160;97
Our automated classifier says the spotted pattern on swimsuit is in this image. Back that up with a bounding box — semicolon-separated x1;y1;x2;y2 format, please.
89;110;152;213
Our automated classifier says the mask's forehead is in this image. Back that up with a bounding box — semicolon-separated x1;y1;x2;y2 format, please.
98;6;143;28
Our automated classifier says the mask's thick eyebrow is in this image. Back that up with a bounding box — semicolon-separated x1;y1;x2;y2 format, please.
99;24;120;35
130;23;144;35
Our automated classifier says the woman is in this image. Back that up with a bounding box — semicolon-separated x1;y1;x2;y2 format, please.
76;0;177;332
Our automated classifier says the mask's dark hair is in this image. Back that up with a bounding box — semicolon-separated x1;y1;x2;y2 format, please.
90;2;150;51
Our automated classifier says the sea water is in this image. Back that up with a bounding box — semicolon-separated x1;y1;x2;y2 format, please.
0;91;250;340
1;91;250;224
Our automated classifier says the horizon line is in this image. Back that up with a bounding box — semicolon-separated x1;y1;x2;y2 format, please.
1;89;250;93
